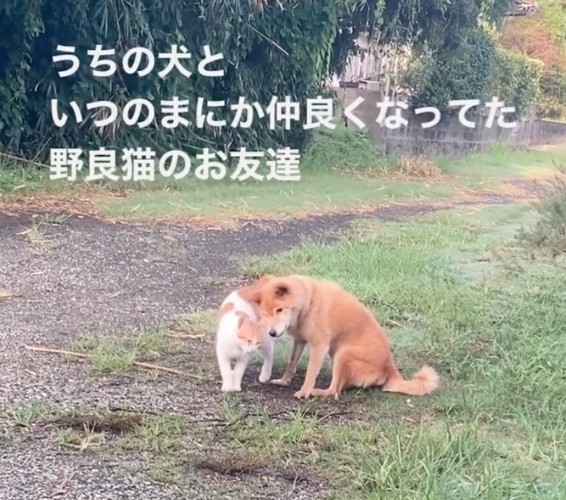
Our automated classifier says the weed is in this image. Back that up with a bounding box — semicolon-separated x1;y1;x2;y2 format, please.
123;415;187;454
517;163;566;255
57;426;106;452
394;154;443;178
16;219;57;255
3;403;46;428
0;160;47;194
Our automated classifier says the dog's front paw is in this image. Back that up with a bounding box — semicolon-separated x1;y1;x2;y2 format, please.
259;375;271;384
293;389;311;400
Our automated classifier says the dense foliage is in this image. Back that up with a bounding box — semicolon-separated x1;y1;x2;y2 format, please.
490;48;543;118
400;30;543;119
0;0;346;161
401;30;501;114
0;0;519;162
332;0;527;118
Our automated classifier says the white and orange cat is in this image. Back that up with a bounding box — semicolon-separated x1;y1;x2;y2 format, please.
215;287;276;392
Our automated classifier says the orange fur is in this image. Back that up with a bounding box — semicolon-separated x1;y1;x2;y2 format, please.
235;312;267;349
240;274;439;400
218;302;235;316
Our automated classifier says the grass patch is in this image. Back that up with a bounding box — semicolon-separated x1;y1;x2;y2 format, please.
299;126;389;175
70;330;184;374
5;129;562;224
119;414;187;454
90;142;565;223
226;414;563;498
92;166;457;223
3;402;46;428
56;426;107;452
436;143;566;179
233;202;566;497
168;309;218;339
118;414;189;485
0;158;49;194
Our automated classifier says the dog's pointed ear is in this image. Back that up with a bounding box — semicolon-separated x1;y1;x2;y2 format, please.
256;273;275;286
239;285;261;304
274;284;289;298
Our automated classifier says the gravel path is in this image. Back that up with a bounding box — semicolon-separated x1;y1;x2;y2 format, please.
0;191;531;500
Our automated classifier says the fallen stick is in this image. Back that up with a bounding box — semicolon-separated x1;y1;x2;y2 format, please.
165;333;205;340
0;151;50;169
23;345;204;380
385;319;406;329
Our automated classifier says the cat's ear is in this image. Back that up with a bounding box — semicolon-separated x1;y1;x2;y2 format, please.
236;312;246;329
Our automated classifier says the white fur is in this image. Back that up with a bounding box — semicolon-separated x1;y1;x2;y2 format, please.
215;290;275;392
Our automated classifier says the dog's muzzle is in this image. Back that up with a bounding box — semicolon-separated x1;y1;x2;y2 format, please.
268;329;277;337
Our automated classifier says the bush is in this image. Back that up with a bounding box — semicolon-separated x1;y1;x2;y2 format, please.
518;164;566;256
401;31;542;120
536;70;566;120
402;29;499;115
489;48;543;119
0;0;516;164
0;0;344;161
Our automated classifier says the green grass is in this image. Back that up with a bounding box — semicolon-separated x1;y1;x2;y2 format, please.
70;330;184;374
435;143;566;178
517;163;566;256
232;202;566;498
90;126;457;221
3;129;564;223
0;159;48;193
93;172;459;222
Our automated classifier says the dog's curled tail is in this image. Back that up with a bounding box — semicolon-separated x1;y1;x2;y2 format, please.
382;365;439;396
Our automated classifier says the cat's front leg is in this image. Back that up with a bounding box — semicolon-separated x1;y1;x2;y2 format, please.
217;351;235;391
232;353;250;391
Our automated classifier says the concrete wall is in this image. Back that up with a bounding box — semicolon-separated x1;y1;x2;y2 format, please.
337;87;566;156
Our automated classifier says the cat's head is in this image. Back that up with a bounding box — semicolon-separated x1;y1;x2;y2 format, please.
235;313;267;353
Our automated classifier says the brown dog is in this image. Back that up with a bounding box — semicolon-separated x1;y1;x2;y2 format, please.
240;274;439;400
